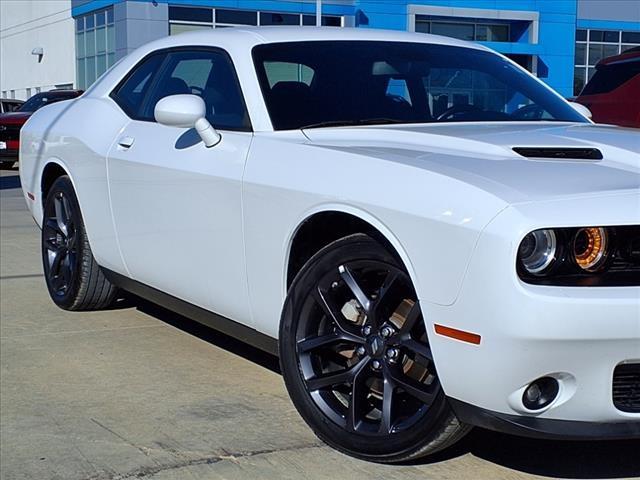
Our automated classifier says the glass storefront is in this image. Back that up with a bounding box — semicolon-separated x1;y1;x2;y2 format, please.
75;8;116;90
169;6;342;35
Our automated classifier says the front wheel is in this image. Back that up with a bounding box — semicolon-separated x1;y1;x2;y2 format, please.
41;175;117;310
279;234;470;463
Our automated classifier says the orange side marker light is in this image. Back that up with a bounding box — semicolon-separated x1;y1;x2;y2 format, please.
434;324;481;345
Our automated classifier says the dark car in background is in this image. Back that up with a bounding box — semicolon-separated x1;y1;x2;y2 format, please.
0;98;24;114
575;47;640;128
0;89;83;167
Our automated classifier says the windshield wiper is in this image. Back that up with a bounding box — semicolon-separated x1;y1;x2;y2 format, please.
301;118;410;130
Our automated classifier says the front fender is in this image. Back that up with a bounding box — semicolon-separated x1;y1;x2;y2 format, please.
243;132;508;337
283;203;423;307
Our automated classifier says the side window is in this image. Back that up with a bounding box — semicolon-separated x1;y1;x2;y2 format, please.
264;61;315;87
143;50;251;131
111;53;165;118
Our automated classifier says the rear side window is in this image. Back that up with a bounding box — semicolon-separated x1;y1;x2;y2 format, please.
111;53;165;118
2;101;21;112
264;61;315;87
581;60;640;95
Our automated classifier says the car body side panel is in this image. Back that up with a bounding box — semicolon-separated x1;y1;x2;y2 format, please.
242;131;508;337
19;97;129;273
107;125;254;324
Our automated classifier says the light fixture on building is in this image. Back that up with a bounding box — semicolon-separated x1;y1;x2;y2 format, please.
31;47;44;63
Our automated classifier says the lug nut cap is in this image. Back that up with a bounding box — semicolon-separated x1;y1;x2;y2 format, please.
381;326;393;337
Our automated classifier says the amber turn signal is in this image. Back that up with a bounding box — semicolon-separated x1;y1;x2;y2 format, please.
573;227;609;272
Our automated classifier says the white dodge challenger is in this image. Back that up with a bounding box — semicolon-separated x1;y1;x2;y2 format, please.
19;27;640;462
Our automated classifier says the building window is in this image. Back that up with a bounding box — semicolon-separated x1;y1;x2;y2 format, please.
303;15;342;26
169;6;212;23
415;16;510;42
215;8;257;26
260;12;300;26
75;7;115;90
168;6;343;34
574;28;640;95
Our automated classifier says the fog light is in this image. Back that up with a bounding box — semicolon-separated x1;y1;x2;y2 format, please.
522;377;559;410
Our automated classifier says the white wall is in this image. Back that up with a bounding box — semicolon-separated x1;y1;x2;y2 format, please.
0;0;76;100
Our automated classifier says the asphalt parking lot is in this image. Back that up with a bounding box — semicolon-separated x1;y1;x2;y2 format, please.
1;167;639;480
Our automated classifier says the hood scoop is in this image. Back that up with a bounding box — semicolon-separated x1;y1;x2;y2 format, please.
513;147;603;160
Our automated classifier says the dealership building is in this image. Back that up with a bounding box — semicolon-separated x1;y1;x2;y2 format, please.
1;0;639;100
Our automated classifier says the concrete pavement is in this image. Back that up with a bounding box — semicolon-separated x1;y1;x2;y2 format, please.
1;167;638;480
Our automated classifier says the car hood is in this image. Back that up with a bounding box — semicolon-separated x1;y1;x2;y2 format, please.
302;122;640;204
0;111;32;125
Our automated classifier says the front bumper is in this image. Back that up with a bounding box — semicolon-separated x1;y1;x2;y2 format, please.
421;193;640;434
449;398;640;440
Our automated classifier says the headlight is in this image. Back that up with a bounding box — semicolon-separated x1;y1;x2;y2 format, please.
573;227;609;271
518;229;557;274
517;225;639;287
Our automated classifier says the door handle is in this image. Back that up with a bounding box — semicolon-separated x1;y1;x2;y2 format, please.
117;136;135;149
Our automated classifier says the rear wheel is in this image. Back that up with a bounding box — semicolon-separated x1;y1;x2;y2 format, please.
280;234;470;463
41;175;117;310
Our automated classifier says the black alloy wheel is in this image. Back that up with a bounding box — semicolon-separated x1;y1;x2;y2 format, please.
43;189;78;298
41;175;117;310
280;234;469;463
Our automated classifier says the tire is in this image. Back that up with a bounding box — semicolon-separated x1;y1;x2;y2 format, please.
41;175;117;310
279;234;470;463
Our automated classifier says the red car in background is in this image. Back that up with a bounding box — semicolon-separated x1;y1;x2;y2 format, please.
0;89;83;167
575;47;640;128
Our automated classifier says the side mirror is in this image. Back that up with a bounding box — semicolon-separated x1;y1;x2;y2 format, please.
568;101;593;120
154;94;221;147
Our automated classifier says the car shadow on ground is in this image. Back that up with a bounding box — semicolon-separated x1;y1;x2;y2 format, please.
128;294;639;479
131;295;280;373
424;428;640;478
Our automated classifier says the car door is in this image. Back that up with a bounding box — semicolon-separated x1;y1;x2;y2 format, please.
107;47;254;324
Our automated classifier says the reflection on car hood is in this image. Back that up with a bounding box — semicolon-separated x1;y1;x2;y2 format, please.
302;122;640;204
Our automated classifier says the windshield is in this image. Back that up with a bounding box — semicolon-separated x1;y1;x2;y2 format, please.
252;41;587;130
19;92;76;112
